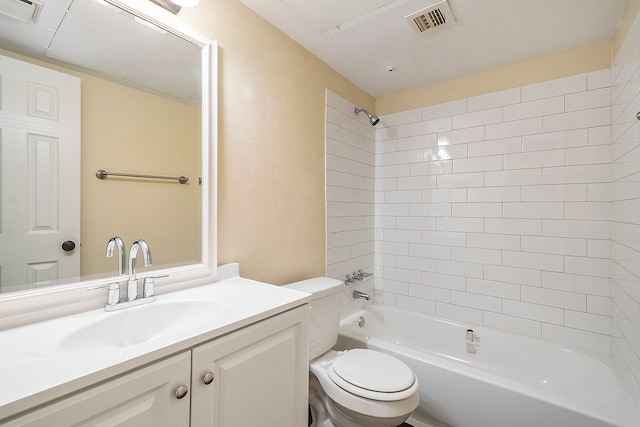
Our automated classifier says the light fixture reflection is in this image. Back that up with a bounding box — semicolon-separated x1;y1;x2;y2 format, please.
148;0;199;14
172;0;199;6
438;148;451;160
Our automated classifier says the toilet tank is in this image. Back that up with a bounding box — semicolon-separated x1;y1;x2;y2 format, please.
284;277;344;359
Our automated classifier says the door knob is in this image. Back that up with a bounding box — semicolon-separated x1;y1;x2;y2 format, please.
61;240;76;252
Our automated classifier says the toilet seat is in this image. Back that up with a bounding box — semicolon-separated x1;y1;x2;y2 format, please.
310;349;420;422
327;349;417;401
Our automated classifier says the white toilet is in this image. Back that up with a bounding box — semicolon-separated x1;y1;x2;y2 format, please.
285;277;419;427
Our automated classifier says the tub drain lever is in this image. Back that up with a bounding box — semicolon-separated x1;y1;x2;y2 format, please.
466;329;480;344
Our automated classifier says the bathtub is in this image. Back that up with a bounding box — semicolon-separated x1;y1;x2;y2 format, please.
336;305;640;427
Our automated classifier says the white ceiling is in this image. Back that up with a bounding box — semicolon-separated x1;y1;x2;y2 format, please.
238;0;629;97
0;0;201;104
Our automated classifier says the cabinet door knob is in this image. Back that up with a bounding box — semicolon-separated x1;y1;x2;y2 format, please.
203;371;214;385
175;385;189;399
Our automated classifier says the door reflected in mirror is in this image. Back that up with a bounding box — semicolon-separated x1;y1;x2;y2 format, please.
0;0;205;293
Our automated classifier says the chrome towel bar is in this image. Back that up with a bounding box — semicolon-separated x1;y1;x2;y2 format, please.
95;169;188;184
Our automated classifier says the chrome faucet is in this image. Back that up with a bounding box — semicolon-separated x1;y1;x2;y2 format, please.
354;269;371;281
92;237;162;311
127;239;152;301
345;269;372;285
106;236;126;275
102;236;126;307
353;290;370;301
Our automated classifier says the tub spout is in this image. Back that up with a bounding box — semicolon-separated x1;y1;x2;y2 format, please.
353;290;370;301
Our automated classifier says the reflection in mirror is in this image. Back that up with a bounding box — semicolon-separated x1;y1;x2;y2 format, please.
0;0;209;294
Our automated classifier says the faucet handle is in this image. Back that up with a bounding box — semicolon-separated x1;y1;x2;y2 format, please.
88;282;121;307
143;276;155;298
357;269;372;279
143;274;169;298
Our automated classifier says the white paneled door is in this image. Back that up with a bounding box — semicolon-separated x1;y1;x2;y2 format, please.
0;54;80;292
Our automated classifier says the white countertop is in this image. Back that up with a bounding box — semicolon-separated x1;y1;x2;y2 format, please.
0;274;310;420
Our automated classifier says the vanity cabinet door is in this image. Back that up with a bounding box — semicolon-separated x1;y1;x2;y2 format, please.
190;306;309;427
4;352;191;427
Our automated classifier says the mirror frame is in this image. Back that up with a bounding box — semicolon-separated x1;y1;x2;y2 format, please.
0;0;217;329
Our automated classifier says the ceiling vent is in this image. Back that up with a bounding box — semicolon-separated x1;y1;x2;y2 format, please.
406;0;456;34
0;0;43;24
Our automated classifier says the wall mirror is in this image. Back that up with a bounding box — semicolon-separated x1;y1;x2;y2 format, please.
0;0;217;300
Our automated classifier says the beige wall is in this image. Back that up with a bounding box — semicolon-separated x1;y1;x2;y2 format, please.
81;76;201;276
376;41;612;115
180;0;375;284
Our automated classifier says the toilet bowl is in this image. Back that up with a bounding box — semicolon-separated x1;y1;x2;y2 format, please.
284;277;419;427
310;350;419;427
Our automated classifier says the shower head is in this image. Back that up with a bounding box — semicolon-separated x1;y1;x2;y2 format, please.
354;107;380;126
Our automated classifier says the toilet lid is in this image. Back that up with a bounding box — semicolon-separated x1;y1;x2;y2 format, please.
329;349;415;394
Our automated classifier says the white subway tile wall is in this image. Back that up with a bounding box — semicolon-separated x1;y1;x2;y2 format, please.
325;91;375;318
370;68;613;355
325;11;640;404
611;11;640;407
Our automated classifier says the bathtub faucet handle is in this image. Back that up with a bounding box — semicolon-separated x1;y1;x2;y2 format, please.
345;273;356;285
345;270;373;285
355;269;372;281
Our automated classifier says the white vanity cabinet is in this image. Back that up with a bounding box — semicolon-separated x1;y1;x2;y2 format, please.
2;306;308;427
190;305;309;426
5;352;192;426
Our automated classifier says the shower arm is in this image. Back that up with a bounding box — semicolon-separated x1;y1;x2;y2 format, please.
354;106;380;126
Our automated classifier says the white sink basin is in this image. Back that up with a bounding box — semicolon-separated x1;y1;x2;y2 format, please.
60;299;222;351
